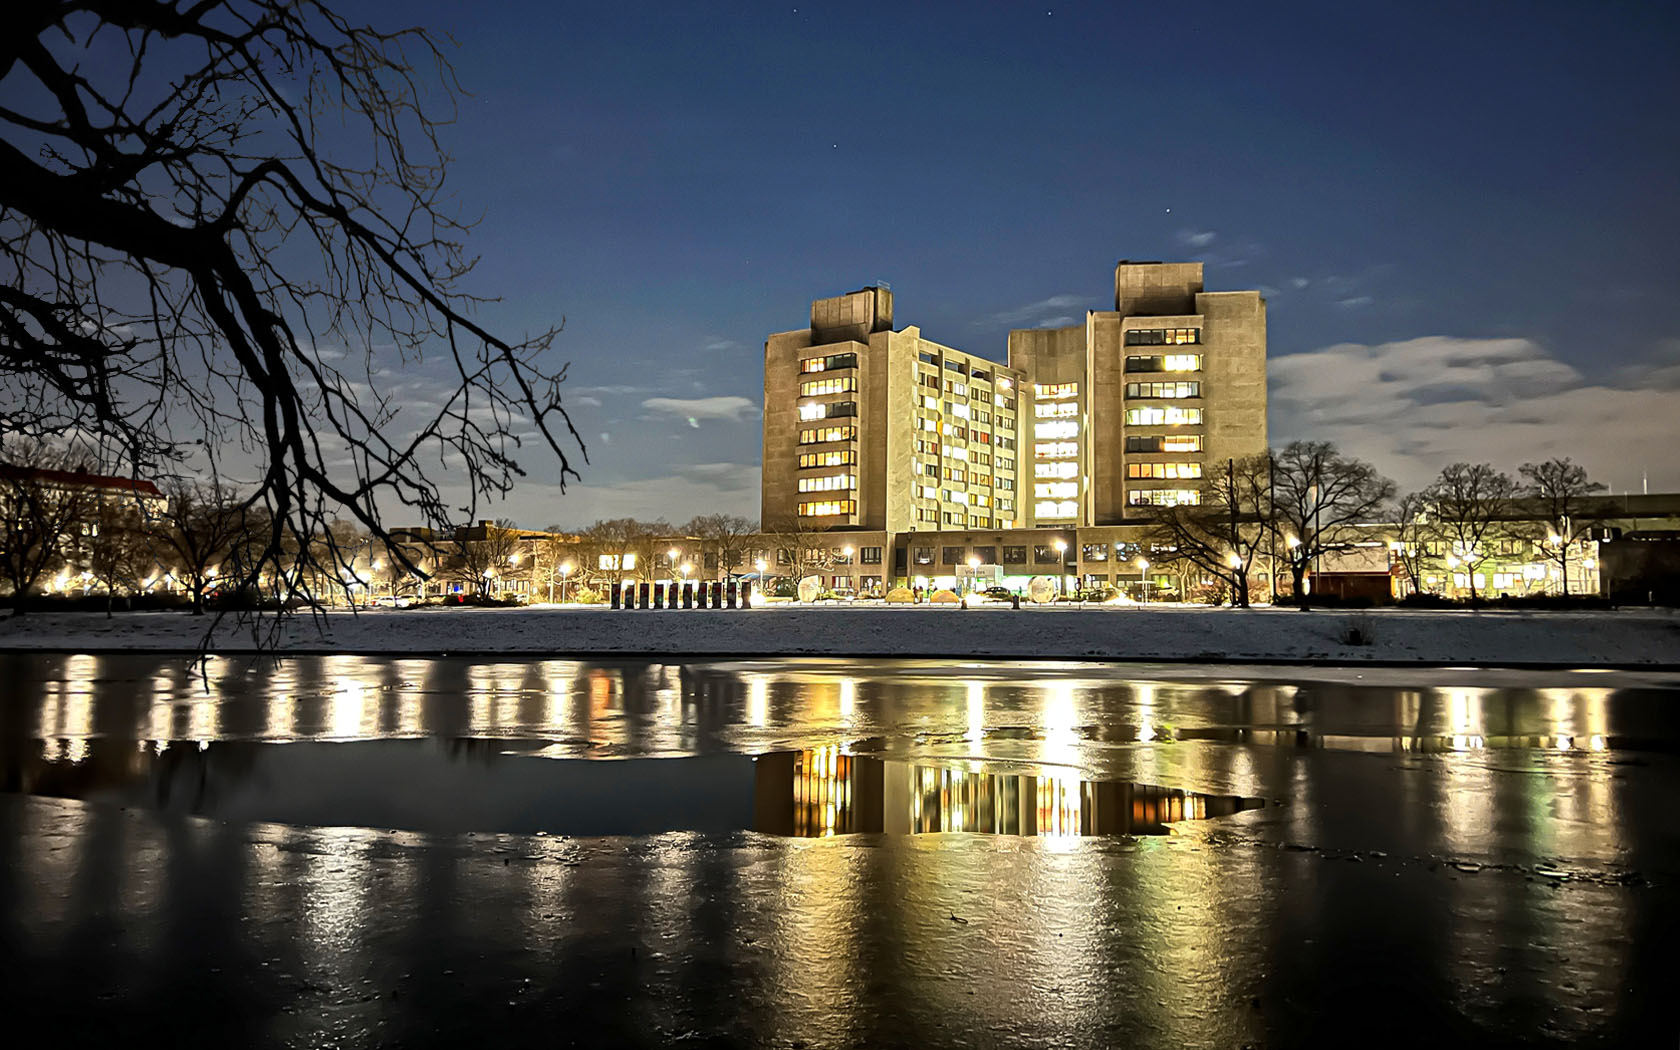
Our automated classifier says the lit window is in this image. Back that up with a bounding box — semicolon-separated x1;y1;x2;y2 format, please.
1034;441;1078;459
1034;421;1079;439
1034;382;1078;399
1034;481;1078;499
1125;407;1203;426
799;376;857;397
1127;462;1203;480
800;351;858;373
1035;500;1078;519
1035;461;1078;479
1127;489;1201;506
798;499;856;517
799;425;856;445
1034;401;1077;418
797;473;857;493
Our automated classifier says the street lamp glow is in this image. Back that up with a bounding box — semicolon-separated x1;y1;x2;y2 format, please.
1285;535;1301;549
755;558;767;573
1136;558;1149;570
668;547;680;562
843;545;854;558
1226;553;1242;568
1053;539;1067;553
967;556;979;568
679;562;692;577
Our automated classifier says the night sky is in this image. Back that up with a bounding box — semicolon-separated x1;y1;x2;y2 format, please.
356;2;1680;523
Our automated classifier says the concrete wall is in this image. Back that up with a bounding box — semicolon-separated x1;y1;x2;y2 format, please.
1114;261;1203;316
1196;290;1268;474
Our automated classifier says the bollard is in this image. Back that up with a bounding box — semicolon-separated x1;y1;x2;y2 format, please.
638;583;650;609
653;582;665;609
1012;593;1020;610
740;581;752;608
682;582;693;609
611;582;622;610
726;580;737;609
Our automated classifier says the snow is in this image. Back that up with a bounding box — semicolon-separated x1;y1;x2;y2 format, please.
1;603;1676;668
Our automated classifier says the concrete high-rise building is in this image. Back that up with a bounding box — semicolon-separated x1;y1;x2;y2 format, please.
1008;261;1267;527
762;287;1027;534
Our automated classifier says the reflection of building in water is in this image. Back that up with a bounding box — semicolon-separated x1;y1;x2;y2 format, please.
755;747;1256;838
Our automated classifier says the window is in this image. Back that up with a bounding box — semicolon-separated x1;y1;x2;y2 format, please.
997;498;1014;512
797;473;857;493
1035;441;1078;459
799;449;856;468
799;400;857;421
860;546;882;564
1127;462;1203;479
996;478;1014;491
1034;421;1078;439
1125;381;1201;399
1081;544;1109;562
1126;407;1203;426
942;546;965;565
913;546;934;565
1036;500;1078;519
973;546;997;564
919;351;937;365
944;359;967;374
1035;461;1078;478
951;402;970;419
998;456;1015;471
971;369;990;383
800;351;858;373
943;511;963;525
942;466;967;483
860;575;883;593
1124;328;1201;346
1127;489;1201;507
1126;354;1202;373
1034;382;1078;399
1033;545;1061;564
597;553;637;571
997;436;1015;450
777;549;791;566
970;451;991;466
920;372;940;389
968;515;990;528
1034;401;1078;418
798;499;856;516
799;425;856;445
994;394;1017;410
703;553;718;570
831;547;853;564
1003;545;1027;564
1035;481;1077;499
800;376;856;397
1126;434;1203;453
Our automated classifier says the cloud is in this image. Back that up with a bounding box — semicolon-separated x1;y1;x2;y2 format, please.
1177;228;1218;249
1035;316;1080;329
1336;295;1374;309
573;395;603;407
700;338;741;352
575;384;654;397
974;294;1086;328
496;464;764;528
641;395;760;424
1270;336;1680;492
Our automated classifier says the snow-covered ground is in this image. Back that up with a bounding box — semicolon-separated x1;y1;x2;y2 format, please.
1;603;1676;667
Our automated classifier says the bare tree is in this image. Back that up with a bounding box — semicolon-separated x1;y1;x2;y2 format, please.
155;479;257;614
1390;491;1435;598
531;528;580;603
86;500;150;616
1;2;584;619
764;515;837;582
1144;455;1272;608
1271;441;1396;609
1426;462;1519;603
0;441;92;614
684;513;758;580
451;519;518;598
1518;457;1605;596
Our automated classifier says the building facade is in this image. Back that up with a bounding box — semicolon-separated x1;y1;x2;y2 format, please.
762;287;1028;535
1009;261;1267;527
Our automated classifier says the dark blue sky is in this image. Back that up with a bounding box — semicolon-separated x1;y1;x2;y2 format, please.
397;1;1680;520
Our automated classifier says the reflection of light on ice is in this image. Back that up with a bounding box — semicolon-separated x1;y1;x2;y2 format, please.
839;677;857;726
746;675;770;727
965;681;984;746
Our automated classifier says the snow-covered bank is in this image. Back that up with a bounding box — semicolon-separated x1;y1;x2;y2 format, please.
1;604;1676;667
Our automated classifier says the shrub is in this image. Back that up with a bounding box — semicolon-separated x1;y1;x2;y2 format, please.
1338;613;1377;646
571;586;605;605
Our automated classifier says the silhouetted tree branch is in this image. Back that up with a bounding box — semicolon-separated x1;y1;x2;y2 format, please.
0;1;584;617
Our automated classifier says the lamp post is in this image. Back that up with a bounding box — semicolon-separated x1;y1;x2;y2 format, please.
1136;557;1150;603
1053;538;1069;596
559;562;572;603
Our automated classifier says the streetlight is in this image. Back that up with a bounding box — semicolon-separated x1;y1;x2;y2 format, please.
1136;557;1150;603
755;558;767;574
